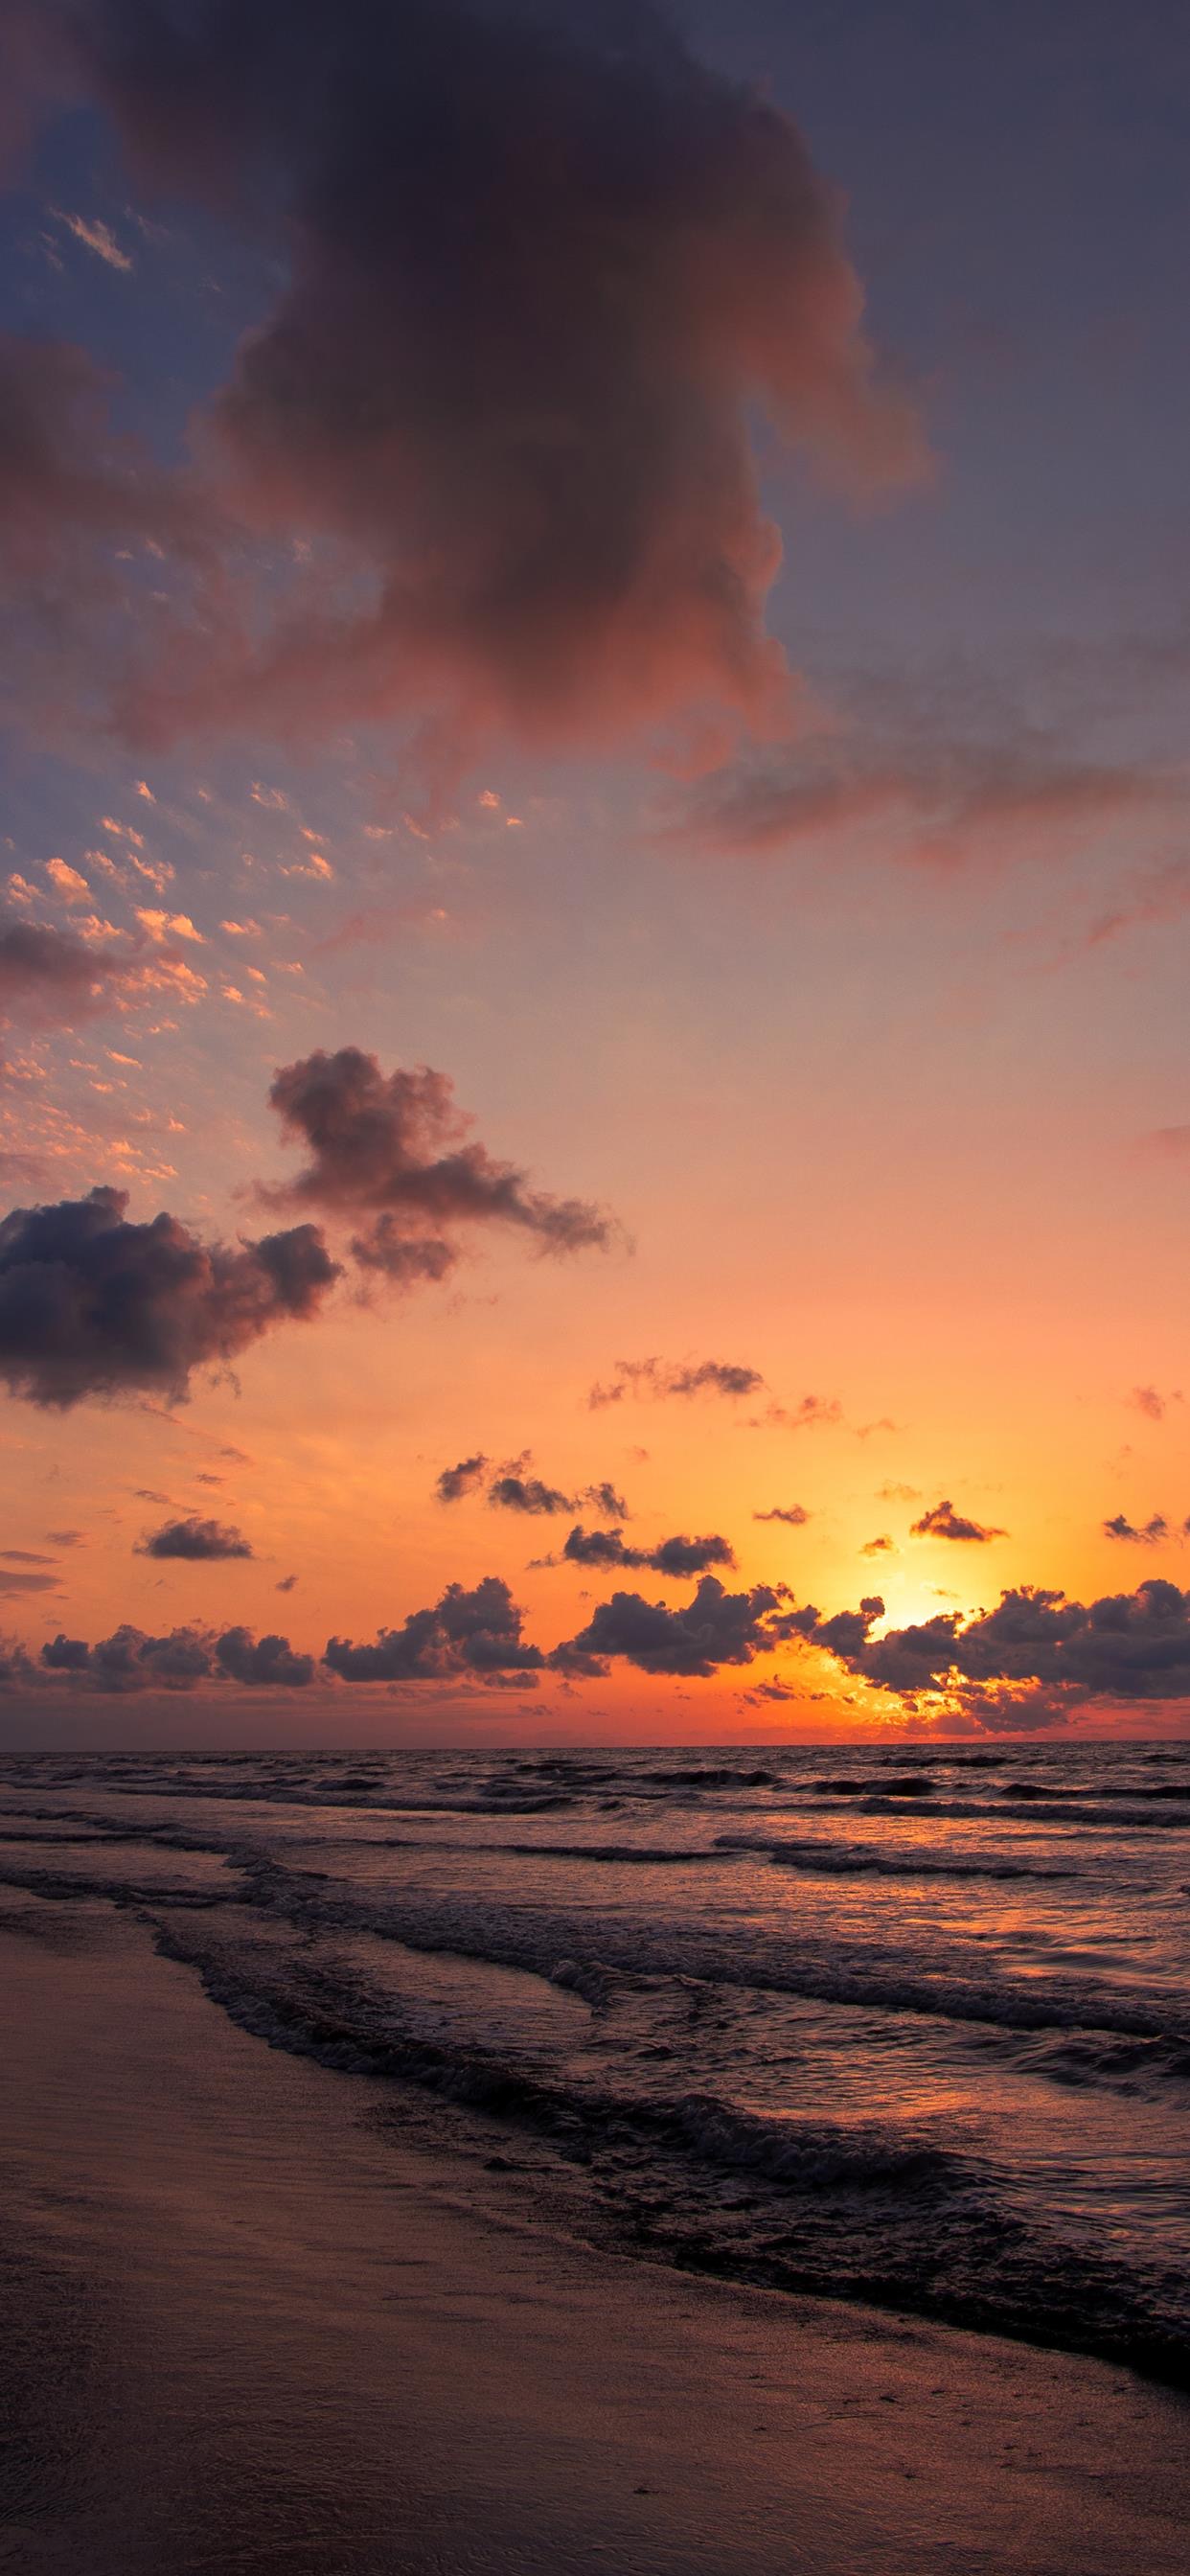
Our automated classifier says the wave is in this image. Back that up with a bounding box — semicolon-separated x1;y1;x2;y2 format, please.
141;1906;1190;2391
714;1832;1080;1884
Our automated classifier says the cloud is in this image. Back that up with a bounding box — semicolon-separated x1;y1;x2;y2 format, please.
0;1184;339;1407
560;1526;735;1578
1141;1127;1190;1162
215;1626;314;1685
488;1474;573;1517
910;1498;1006;1543
555;1574;783;1678
54;209;133;271
276;1573;297;1593
1129;1386;1181;1422
0;1569;60;1595
488;1470;628;1521
33;0;922;761
1103;1511;1169;1547
0;916;126;1029
750;1394;843;1433
325;1576;542;1685
678;742;1178;872
783;1579;1190;1720
38;1622;312;1690
137;1514;253;1560
861;1534;895;1554
753;1504;811;1526
588;1356;763;1409
435;1453;489;1505
263;1047;614;1279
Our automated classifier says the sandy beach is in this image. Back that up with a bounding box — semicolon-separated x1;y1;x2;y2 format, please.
1;1888;1185;2576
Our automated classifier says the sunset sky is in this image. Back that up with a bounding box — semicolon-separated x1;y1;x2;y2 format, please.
2;0;1189;1742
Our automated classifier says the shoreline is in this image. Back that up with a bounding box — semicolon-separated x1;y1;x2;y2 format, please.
1;1886;1187;2576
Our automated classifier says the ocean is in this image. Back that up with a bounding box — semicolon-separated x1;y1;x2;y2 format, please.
2;1737;1188;2391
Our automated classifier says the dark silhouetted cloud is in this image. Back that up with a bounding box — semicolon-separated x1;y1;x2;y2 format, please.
264;1047;613;1280
782;1578;1190;1722
1103;1511;1169;1546
39;1620;312;1690
555;1574;782;1677
326;1576;542;1685
215;1626;314;1685
435;1453;489;1504
861;1534;895;1554
488;1473;572;1517
0;1184;339;1407
560;1525;735;1577
753;1504;810;1526
138;1514;253;1561
276;1573;297;1593
911;1498;1006;1543
14;0;922;761
589;1356;763;1409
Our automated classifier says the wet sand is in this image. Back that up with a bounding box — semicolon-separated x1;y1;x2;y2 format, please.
1;1889;1186;2576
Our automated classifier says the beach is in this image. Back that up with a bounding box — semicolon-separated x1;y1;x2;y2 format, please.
2;1885;1186;2576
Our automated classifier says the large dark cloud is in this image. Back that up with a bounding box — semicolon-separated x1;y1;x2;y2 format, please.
785;1579;1190;1719
588;1355;764;1409
138;1514;253;1560
0;1184;338;1406
561;1525;735;1577
911;1499;1006;1543
325;1575;542;1685
39;1620;313;1690
264;1047;613;1277
556;1573;782;1678
215;1625;314;1685
16;0;921;760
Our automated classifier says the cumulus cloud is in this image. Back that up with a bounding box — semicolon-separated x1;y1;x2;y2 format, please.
435;1453;489;1505
1103;1511;1169;1546
0;1184;338;1406
783;1579;1190;1720
215;1625;314;1685
18;0;922;762
753;1504;811;1526
911;1499;1006;1543
560;1525;735;1578
38;1621;312;1690
325;1576;542;1685
137;1514;253;1560
555;1574;783;1678
588;1356;764;1409
263;1047;613;1279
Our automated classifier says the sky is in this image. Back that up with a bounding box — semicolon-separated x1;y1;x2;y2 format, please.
1;0;1189;1746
